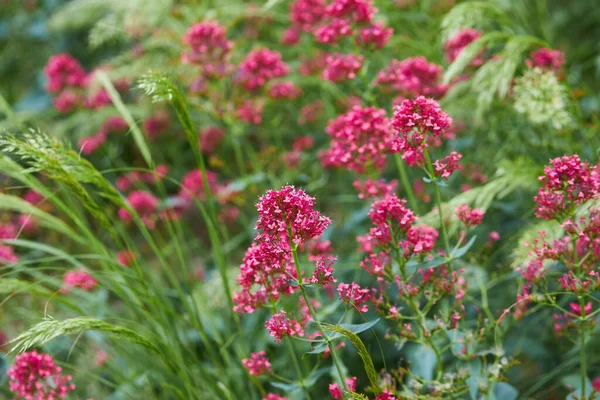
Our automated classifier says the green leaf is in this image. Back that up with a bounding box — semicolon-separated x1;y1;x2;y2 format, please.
451;236;477;259
96;70;153;168
407;344;437;380
492;382;518;400
338;318;380;335
466;376;479;400
561;374;592;400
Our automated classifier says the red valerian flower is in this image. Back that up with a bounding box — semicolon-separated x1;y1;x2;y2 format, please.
242;351;272;376
325;0;377;23
353;178;398;200
44;53;87;93
526;48;565;72
62;269;98;293
255;185;331;245
433;151;463;179
377;57;447;98
8;351;75;399
322;53;364;82
455;204;485;227
118;190;160;229
0;244;19;264
181;21;233;77
390;96;452;167
329;377;357;399
321;106;393;173
289;0;327;32
308;256;338;285
265;310;304;342
337;282;370;312
268;81;303;100
236;100;263;125
443;28;484;65
238;49;289;91
262;394;290;400
357;22;393;48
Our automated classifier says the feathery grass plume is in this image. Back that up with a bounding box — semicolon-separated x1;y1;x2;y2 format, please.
10;317;161;355
513;67;572;130
323;323;380;393
420;159;539;234
0;130;121;235
0;278;51;296
440;1;512;41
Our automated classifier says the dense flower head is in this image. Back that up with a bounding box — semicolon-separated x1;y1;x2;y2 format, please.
329;377;357;399
144;110;171;140
181;21;233;76
83;88;112;110
368;195;417;232
376;57;447;98
242;351;272;376
299;52;329;76
233;239;297;314
534;155;600;220
390;96;453;166
527;47;565;71
53;90;79;113
293;136;315;152
353;178;398;200
290;0;327;31
433;151;463;179
265;310;304;342
179;169;220;201
116;250;137;267
314;18;353;44
238;49;289;91
0;244;19;264
268;81;302;100
62;269;98;292
116;165;168;192
357;22;393;48
403;224;439;255
518;259;545;283
102;116;129;134
337;282;370;311
322;53;364;82
0;222;17;241
326;0;376;23
321;106;393;173
236;100;263;124
309;256;338;285
44;53;87;92
569;301;592;316
281;27;301;45
298;100;324;124
255;185;331;245
443;28;484;65
8;350;75;400
455;204;485;227
118;190;160;228
78;131;107;155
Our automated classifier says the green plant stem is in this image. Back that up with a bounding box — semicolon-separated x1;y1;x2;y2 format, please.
424;150;451;259
580;323;587;400
394;153;420;215
285;337;313;400
290;246;349;394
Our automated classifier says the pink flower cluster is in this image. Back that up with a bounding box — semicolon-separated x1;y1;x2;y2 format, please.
0;244;19;264
534;155;600;220
329;377;357;398
356;22;393;48
44;53;87;93
255;185;331;245
321;106;393;173
199;126;225;153
337;282;370;312
118;190;160;229
265;310;304;342
116;165;168;192
242;351;272;376
238;49;289;91
62;269;98;292
433;151;462;179
455;204;485;227
308;256;338;285
8;351;75;400
182;21;233;77
263;394;290;400
443;28;484;65
236;100;263;125
353;178;398;200
377;57;447;98
526;47;565;72
326;0;376;23
390;96;453;166
322;53;364;82
289;0;327;32
268;81;303;100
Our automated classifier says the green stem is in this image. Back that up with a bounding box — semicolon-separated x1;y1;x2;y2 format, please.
394;153;420;215
424;150;451;259
291;247;349;394
285;337;313;400
580;322;587;400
